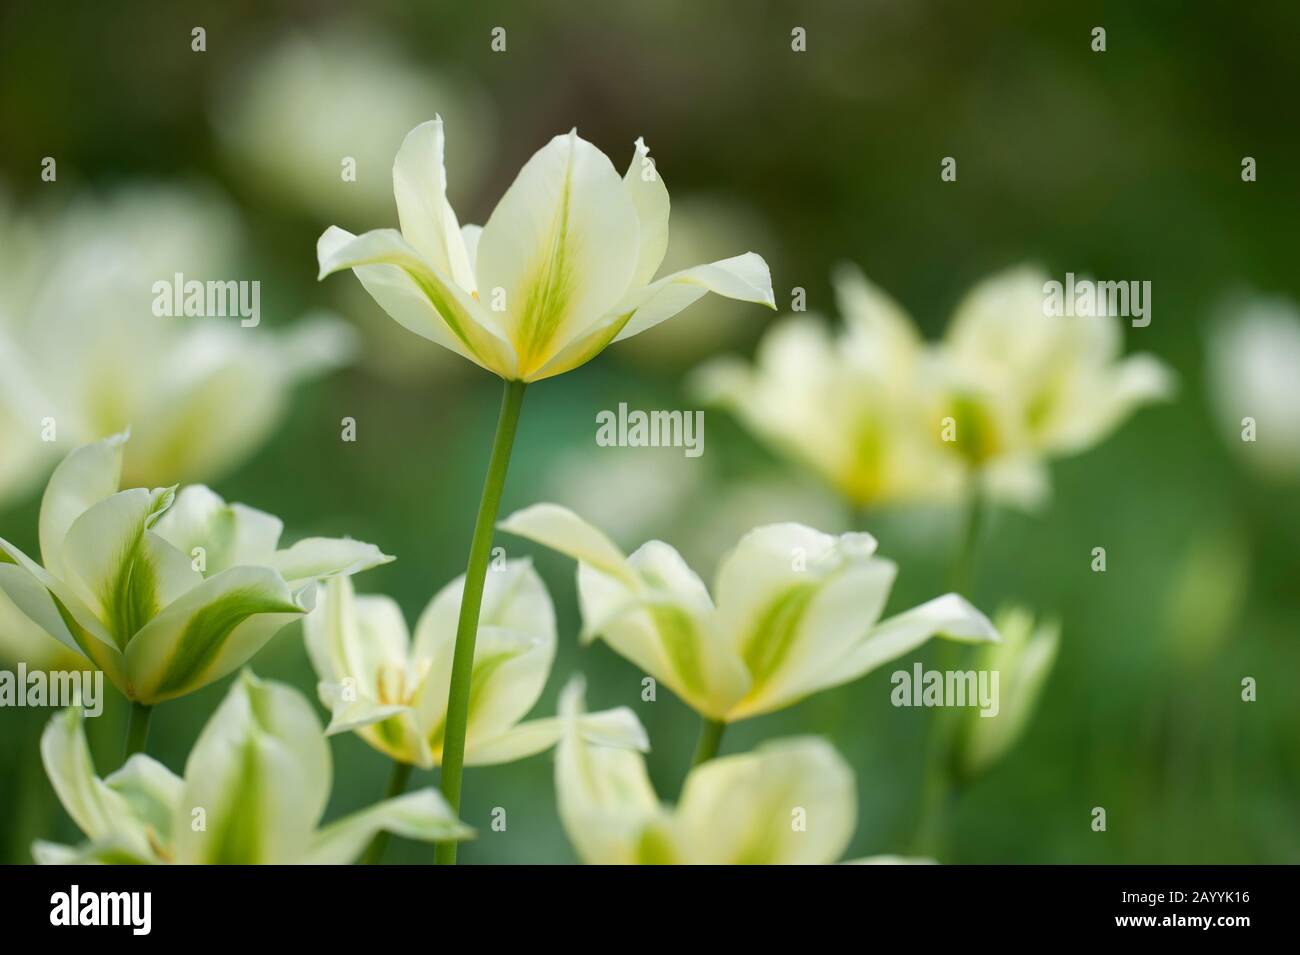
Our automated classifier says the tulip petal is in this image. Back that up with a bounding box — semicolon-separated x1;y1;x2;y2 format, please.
304;789;473;865
836;593;999;688
303;575;409;696
715;524;890;720
264;536;393;588
317;226;515;377
392;118;477;292
173;672;330;864
124;567;308;704
554;678;664;864
675;736;856;864
410;560;555;751
32;838;156;865
61;487;196;647
461;224;482;277
499;503;636;584
0;537;125;684
466;703;648;767
39;432;128;579
611;252;775;343
151;485;283;576
40;708;157;858
623;137;670;288
476;129;640;376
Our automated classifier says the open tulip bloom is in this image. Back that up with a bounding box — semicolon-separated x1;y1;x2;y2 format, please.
316;117;775;383
697;263;1173;512
316;118;774;861
500;503;998;746
0;434;390;735
305;562;647;769
556;680;856;864
35;671;470;864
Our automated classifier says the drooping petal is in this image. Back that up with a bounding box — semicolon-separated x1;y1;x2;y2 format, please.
264;536;393;588
466;703;648;767
172;672;330;864
391;118;477;292
476;130;640;377
834;593;999;689
554;678;666;865
151;485;283;576
498;503;637;584
124;567;308;704
317;226;516;377
623;137;670;288
611;252;775;344
674;736;855;864
303;789;473;865
39;432;128;579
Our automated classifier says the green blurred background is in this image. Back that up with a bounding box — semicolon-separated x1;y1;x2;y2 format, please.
1;0;1297;863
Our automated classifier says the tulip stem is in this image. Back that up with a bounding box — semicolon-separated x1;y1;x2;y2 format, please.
435;378;527;865
950;483;985;597
123;701;153;763
361;761;415;865
691;717;726;768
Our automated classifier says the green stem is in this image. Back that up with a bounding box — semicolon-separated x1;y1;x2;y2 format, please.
123;701;153;763
435;378;527;865
361;760;415;865
690;717;726;769
950;482;985;597
911;486;985;857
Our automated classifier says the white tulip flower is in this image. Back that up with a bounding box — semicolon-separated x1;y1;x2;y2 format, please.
34;671;471;864
0;185;354;508
933;266;1173;503
955;605;1059;780
556;680;855;865
695;263;965;508
698;264;1173;511
317;118;775;382
305;562;648;768
0;434;391;705
500;503;998;723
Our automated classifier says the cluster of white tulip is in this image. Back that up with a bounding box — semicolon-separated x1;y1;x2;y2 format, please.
11;115;1169;865
696;264;1174;511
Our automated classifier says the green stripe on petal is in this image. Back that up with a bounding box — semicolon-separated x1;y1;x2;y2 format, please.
125;567;306;704
173;672;329;865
